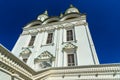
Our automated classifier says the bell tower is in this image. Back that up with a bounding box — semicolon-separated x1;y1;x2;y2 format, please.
12;5;99;71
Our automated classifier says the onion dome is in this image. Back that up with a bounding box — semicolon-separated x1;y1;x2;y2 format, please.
37;10;49;22
24;20;42;28
42;17;59;24
65;4;80;14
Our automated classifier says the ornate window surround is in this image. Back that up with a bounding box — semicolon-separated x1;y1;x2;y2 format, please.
34;51;55;68
63;42;77;51
66;29;73;41
62;26;77;44
67;54;75;66
27;31;38;48
41;30;55;47
46;32;53;44
19;48;32;63
46;30;55;45
62;42;77;66
28;35;36;46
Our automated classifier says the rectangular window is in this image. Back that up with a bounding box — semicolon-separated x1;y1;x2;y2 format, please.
67;30;73;41
28;36;36;46
67;54;75;66
23;58;28;63
46;33;53;44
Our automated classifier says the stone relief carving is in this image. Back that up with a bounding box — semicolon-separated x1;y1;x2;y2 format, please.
63;42;77;50
35;51;55;68
39;61;52;68
22;20;87;35
20;48;31;59
20;48;31;56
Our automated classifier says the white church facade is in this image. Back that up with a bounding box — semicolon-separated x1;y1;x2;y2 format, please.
0;5;120;80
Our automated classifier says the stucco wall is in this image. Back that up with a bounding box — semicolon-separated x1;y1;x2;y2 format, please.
0;70;11;80
12;18;99;70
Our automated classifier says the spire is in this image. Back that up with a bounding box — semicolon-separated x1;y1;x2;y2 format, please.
60;13;63;17
44;10;48;15
70;4;74;8
65;4;79;14
37;10;49;21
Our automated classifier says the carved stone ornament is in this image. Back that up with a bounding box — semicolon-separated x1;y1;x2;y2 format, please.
63;42;77;50
22;31;29;35
29;29;38;35
20;48;31;56
74;21;85;26
63;23;73;28
39;61;52;68
35;51;55;62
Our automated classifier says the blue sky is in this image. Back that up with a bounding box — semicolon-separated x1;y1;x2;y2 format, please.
0;0;120;64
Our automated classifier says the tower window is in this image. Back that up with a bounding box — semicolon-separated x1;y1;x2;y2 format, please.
20;48;31;63
67;54;75;66
46;33;53;44
23;58;28;63
67;30;73;41
28;36;36;46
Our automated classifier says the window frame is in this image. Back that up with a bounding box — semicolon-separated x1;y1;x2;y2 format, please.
46;32;54;44
66;29;73;41
67;53;75;66
23;58;28;63
28;35;36;46
65;27;76;42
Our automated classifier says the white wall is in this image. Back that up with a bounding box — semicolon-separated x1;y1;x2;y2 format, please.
0;70;11;80
12;34;31;57
75;25;95;65
12;19;99;70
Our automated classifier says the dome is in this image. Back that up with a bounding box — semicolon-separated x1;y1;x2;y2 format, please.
60;13;80;21
24;20;42;28
65;5;80;14
37;10;49;22
42;17;59;24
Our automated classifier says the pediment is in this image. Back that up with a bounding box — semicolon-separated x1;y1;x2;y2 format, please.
35;51;54;61
63;43;77;50
20;48;31;56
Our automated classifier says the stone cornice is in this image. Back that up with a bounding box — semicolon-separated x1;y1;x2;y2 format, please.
21;18;87;35
63;42;77;51
34;64;120;79
0;44;120;80
0;44;35;75
23;15;86;29
34;51;55;63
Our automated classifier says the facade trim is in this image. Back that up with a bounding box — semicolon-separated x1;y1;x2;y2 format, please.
0;44;120;80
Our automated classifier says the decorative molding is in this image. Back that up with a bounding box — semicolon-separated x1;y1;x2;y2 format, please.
0;45;33;79
41;43;54;47
22;21;87;35
29;29;38;35
63;23;73;29
20;48;31;56
63;42;77;51
23;18;86;31
35;51;55;63
33;64;120;80
0;44;120;80
22;46;34;49
34;51;55;69
21;31;30;35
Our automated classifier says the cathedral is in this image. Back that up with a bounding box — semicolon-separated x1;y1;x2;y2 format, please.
0;5;120;80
